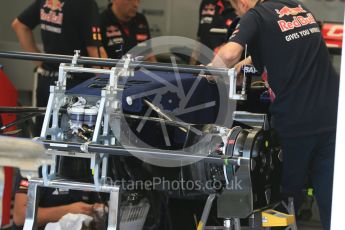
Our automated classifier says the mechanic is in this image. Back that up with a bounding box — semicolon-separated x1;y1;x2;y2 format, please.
190;0;237;65
12;159;105;230
209;0;339;229
12;0;107;135
100;0;156;61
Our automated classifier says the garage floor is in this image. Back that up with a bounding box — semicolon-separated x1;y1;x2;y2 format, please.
299;199;322;230
299;220;322;230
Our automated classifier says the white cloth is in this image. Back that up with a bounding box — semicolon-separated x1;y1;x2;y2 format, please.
45;213;93;230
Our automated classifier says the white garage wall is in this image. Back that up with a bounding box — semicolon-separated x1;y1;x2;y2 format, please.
301;0;344;22
0;0;41;91
0;42;41;92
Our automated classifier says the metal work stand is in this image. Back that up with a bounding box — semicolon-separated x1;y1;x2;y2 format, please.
0;137;53;229
283;198;298;230
23;178;121;230
0;51;255;230
199;194;298;230
198;194;241;230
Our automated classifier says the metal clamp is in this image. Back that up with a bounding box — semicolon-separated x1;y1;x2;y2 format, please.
109;67;118;88
80;141;91;153
120;54;134;77
123;54;131;70
71;50;81;66
57;63;68;87
228;68;247;100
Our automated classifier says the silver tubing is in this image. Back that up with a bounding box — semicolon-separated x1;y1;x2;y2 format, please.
108;187;121;230
199;194;217;230
23;183;39;230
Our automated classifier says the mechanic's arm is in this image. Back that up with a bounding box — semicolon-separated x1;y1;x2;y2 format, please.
234;56;252;73
145;54;157;62
189;39;202;65
87;46;108;69
13;193;94;226
210;42;244;68
11;18;42;67
86;46;108;59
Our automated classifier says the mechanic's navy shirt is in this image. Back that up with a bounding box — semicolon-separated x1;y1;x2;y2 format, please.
13;159;100;230
100;4;152;59
14;180;98;230
18;0;103;70
229;0;339;137
197;0;237;51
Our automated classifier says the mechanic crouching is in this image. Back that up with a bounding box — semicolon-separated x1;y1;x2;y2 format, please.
12;158;107;230
208;0;339;229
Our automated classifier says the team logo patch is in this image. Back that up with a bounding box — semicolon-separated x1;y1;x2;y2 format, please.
106;25;122;37
202;3;216;16
43;0;64;12
108;37;124;46
277;13;316;32
92;26;102;41
275;5;306;18
201;16;213;24
136;34;149;41
41;0;64;33
226;19;233;27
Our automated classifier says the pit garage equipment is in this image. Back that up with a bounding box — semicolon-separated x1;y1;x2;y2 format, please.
0;51;296;230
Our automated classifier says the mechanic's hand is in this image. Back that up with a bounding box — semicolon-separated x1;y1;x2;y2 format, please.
92;203;108;218
67;202;94;216
233;63;246;86
36;61;43;68
198;63;218;82
92;203;104;210
236;71;244;86
234;62;243;75
92;203;107;214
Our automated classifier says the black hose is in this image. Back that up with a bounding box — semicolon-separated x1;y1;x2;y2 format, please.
0;113;41;131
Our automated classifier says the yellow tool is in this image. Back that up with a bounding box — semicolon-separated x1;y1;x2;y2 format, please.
197;221;204;230
261;209;295;227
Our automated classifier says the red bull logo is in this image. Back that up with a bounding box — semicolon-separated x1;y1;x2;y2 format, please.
275;5;306;18
43;0;65;12
278;13;316;32
106;26;122;37
40;0;64;28
226;19;233;27
202;4;216;16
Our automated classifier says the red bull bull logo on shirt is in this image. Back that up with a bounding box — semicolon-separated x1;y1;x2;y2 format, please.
275;5;306;18
40;0;65;33
43;0;64;12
